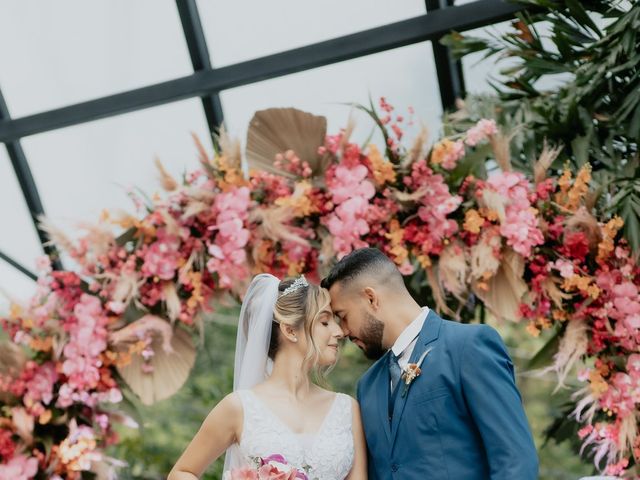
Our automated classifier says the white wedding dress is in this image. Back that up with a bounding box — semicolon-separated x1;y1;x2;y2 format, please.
223;274;355;479
231;389;355;479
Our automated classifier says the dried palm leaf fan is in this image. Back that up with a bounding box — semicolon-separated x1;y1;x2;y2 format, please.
246;108;328;178
0;342;27;403
109;315;196;405
472;247;529;322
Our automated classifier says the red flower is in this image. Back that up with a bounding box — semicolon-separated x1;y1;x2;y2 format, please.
560;230;590;261
0;429;16;460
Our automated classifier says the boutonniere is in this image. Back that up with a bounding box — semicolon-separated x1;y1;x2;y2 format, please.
400;347;433;398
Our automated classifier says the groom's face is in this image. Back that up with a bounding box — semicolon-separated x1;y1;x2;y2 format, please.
328;282;386;360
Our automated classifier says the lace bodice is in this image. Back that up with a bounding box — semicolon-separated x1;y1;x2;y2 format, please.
230;389;355;480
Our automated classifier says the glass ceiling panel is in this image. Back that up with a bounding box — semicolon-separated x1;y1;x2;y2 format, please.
0;0;192;117
20;99;209;245
197;0;426;67
222;42;443;149
0;261;37;313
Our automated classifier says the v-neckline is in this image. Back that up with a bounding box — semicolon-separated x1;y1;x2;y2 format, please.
246;389;339;438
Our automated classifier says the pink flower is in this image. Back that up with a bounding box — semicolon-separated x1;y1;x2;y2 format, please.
485;171;543;258
59;294;108;399
607;280;640;334
207;187;251;287
142;234;181;280
261;454;287;465
441;140;465;170
465;119;498;147
552;259;574;279
487;171;529;207
24;362;58;406
328;164;375;204
501;208;544;258
325;163;376;258
627;354;640;374
599;372;639;417
604;458;629;477
398;261;414;275
227;467;259;480
257;464;298;480
35;255;52;274
0;455;38;480
411;162;462;247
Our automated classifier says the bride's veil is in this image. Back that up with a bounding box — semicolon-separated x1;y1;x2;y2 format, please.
223;273;280;471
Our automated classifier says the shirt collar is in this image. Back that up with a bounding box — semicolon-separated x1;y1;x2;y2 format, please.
391;307;429;357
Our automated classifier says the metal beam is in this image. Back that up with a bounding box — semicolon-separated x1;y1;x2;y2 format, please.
426;0;466;110
0;89;63;270
175;0;224;136
0;250;37;282
0;0;523;142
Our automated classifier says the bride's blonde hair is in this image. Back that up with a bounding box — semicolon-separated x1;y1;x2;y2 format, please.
268;278;336;382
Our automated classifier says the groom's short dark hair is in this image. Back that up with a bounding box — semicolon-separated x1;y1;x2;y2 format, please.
321;247;403;290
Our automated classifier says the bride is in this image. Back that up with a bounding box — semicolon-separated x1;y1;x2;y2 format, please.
168;274;367;479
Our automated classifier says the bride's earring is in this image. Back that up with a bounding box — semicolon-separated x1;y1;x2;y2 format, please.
292;337;298;342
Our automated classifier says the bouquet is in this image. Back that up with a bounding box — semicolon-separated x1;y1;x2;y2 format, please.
224;454;309;480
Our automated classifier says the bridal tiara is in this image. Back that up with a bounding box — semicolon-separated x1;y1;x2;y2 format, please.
281;275;309;297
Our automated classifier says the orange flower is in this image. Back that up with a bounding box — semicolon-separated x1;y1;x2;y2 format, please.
597;216;624;263
562;274;600;299
385;220;409;265
29;336;53;353
416;253;432;269
589;369;609;397
526;321;541;337
552;310;568;322
186;272;204;311
367;144;396;186
566;164;591;211
216;154;248;189
275;181;318;217
39;409;52;425
555;164;592;211
554;167;572;207
463;209;484;234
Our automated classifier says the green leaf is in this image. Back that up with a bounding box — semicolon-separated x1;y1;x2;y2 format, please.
629;102;640;138
565;0;601;36
115;226;138;247
620;194;640;254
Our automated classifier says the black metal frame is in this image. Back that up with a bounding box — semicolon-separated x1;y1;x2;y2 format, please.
0;89;63;272
175;0;224;142
426;0;467;109
0;0;523;280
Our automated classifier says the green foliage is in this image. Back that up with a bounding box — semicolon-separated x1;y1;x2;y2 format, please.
443;0;640;252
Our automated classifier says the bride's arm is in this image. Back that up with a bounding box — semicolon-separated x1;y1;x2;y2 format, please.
167;393;242;480
346;398;368;480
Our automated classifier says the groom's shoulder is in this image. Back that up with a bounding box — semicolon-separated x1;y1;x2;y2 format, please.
438;317;503;349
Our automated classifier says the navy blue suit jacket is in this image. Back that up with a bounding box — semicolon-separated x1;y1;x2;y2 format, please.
356;310;538;479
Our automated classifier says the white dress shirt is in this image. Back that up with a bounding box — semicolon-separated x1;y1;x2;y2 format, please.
391;307;430;370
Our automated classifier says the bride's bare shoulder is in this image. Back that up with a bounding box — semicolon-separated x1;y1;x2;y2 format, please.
202;392;243;424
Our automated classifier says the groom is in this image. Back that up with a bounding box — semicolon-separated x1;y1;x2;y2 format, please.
322;248;538;479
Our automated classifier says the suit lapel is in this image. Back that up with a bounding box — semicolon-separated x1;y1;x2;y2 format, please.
390;310;442;447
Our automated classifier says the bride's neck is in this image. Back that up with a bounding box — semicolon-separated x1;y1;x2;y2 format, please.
268;348;312;399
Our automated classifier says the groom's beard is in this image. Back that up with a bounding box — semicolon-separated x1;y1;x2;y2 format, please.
359;311;385;360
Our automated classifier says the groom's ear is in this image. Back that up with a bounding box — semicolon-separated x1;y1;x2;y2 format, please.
363;286;380;310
